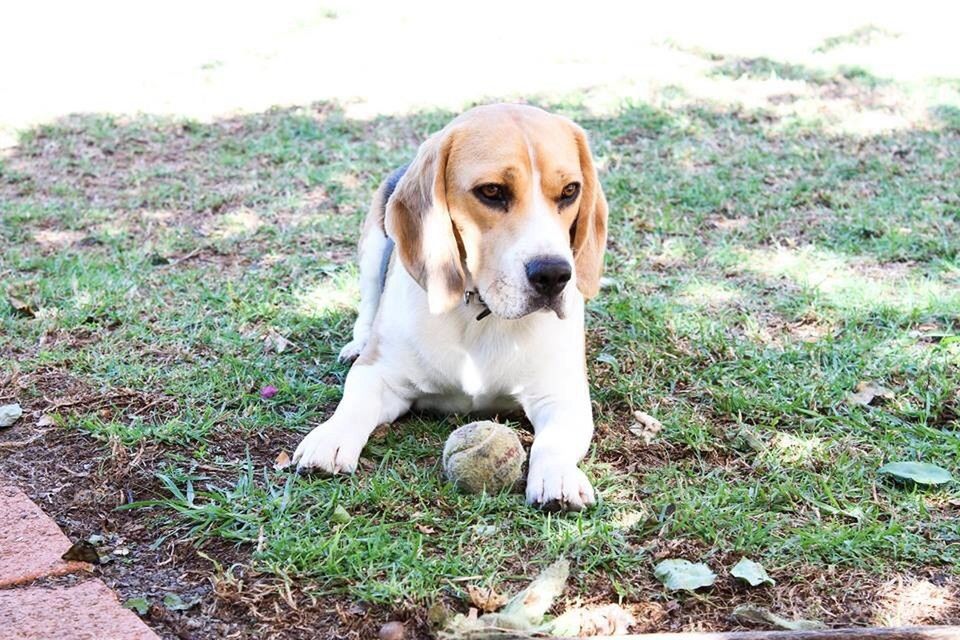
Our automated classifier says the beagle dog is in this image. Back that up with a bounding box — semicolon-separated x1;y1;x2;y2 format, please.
293;104;608;511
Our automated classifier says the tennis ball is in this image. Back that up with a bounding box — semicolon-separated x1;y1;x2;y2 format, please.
442;421;525;494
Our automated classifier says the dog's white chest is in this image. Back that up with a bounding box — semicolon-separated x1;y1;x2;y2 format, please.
407;319;531;413
377;267;584;414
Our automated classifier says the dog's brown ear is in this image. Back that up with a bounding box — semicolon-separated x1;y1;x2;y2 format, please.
568;122;608;299
385;127;465;314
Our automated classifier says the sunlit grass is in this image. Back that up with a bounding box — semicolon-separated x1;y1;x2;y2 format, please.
733;246;958;314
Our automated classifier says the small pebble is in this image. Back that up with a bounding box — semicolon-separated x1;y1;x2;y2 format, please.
0;403;22;428
378;621;405;640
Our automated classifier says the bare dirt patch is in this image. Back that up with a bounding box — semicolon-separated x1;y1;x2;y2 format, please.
0;371;403;639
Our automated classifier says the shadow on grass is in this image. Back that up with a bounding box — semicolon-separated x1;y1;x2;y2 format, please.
1;94;959;634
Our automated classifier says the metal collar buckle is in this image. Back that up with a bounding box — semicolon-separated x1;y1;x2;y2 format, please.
464;290;491;321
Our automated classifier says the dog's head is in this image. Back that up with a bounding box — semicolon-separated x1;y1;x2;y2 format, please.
385;104;608;319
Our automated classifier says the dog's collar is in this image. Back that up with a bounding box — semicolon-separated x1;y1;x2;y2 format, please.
464;290;491;321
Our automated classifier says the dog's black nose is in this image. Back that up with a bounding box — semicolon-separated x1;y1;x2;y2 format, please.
525;257;572;297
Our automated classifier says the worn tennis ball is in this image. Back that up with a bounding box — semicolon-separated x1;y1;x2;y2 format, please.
442;421;525;494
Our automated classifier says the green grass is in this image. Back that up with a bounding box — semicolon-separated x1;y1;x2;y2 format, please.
2;92;959;614
709;56;887;87
135;420;648;604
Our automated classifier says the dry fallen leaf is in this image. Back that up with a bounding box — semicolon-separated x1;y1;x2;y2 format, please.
547;603;636;636
416;524;437;535
629;410;663;445
442;560;634;638
440;558;569;638
62;540;100;564
331;505;352;524
709;216;751;231
731;558;775;586
732;604;826;631
466;585;507;613
7;294;35;317
846;381;894;406
274;450;292;471
654;559;717;591
735;427;765;452
263;329;291;354
908;324;953;343
37;414;56;427
427;602;452;629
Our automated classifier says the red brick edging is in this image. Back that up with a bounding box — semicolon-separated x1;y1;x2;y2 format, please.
0;485;159;640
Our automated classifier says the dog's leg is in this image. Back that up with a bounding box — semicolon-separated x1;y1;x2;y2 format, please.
293;364;409;474
339;227;389;363
522;388;596;511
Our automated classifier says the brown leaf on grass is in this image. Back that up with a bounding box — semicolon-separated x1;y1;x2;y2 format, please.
466;585;507;613
629;410;663;445
62;540;100;564
416;524;436;535
847;381;894;406
274;450;291;470
7;294;35;317
263;329;291;354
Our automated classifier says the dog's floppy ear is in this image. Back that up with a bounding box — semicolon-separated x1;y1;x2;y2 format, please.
568;121;608;299
385;127;466;314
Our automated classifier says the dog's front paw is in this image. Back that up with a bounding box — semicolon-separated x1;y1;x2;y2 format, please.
525;461;596;512
293;424;364;475
338;336;367;363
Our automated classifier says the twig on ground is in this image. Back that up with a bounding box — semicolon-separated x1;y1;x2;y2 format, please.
0;429;51;450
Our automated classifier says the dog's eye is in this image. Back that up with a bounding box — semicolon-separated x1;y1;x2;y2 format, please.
560;182;580;200
473;183;509;210
478;184;505;200
558;182;580;208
